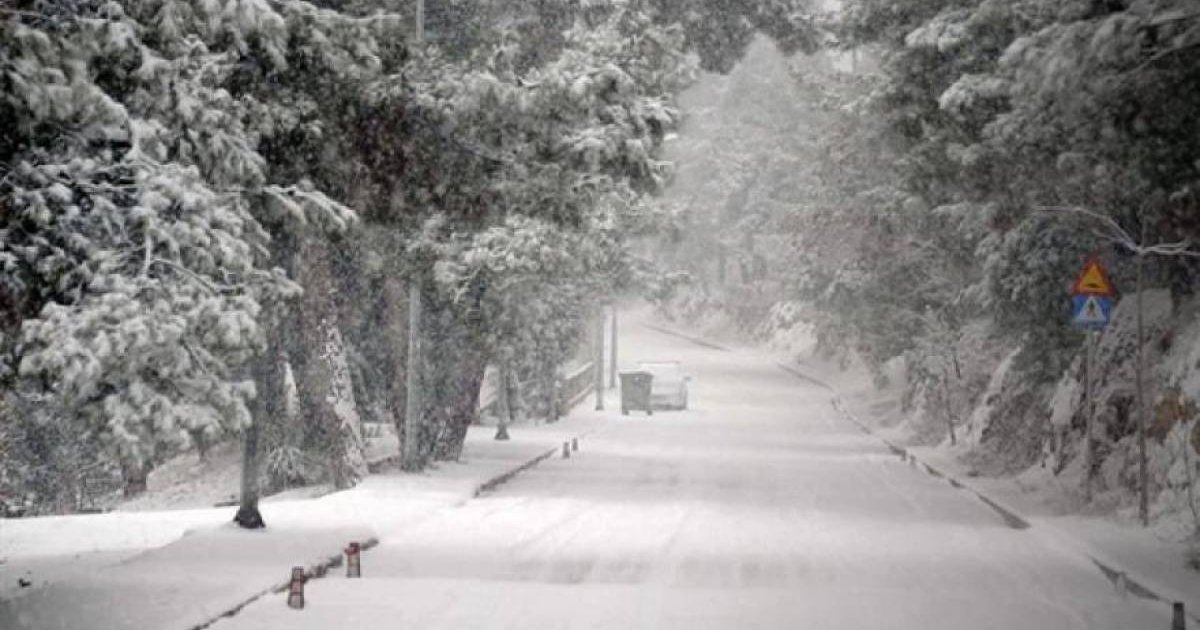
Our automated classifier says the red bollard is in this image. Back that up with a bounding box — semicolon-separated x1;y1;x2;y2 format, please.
287;566;306;609
346;542;361;578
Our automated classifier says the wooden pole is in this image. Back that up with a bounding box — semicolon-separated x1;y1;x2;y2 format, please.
403;282;423;471
594;314;605;411
609;308;618;389
1136;238;1149;526
415;0;424;43
404;0;425;469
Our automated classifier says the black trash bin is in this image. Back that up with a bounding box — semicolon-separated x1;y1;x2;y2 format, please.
619;370;653;416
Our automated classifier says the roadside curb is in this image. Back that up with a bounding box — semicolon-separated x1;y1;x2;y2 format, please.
782;359;1198;619
641;323;732;352
188;431;591;630
775;365;1028;522
475;447;559;497
188;537;381;630
651;323;1195;624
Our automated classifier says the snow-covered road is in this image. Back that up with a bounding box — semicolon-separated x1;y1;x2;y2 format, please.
217;322;1168;629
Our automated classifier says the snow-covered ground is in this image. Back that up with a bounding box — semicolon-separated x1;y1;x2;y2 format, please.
209;317;1169;629
0;414;601;629
0;312;1184;629
774;350;1200;617
750;314;1200;624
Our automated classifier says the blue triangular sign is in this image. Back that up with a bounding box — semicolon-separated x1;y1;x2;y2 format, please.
1072;295;1111;329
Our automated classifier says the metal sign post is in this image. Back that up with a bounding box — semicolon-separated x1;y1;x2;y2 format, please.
1069;257;1115;501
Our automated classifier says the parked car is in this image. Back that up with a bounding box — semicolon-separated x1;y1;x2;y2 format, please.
637;361;690;410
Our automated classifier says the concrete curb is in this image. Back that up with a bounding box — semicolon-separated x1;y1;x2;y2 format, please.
641;323;732;352
188;538;381;630
792;359;1198;622
651;323;1196;623
475;447;560;497
779;362;1034;531
189;431;591;630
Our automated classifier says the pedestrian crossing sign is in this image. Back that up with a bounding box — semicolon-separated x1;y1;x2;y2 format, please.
1071;294;1111;330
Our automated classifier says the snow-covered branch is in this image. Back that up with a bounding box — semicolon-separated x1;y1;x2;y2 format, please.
1038;205;1200;259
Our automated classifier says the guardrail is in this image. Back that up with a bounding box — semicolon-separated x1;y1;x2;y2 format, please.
76;463;122;513
478;361;595;423
558;361;595;412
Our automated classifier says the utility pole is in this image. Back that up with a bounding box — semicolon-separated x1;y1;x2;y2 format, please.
1136;222;1149;526
594;314;605;410
401;0;426;471
609;308;618;389
415;0;424;44
403;282;423;471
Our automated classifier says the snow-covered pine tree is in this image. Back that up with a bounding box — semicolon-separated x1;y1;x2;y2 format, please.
3;1;290;503
2;0;390;516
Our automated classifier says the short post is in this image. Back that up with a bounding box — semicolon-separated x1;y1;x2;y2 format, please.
562;442;570;459
287;566;306;609
571;437;578;452
594;314;605;411
345;541;361;578
1173;602;1186;630
609;309;618;389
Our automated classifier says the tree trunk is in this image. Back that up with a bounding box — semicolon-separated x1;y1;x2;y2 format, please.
545;362;560;423
434;349;487;461
236;320;287;529
294;237;367;489
320;322;368;487
189;429;210;463
237;227;296;529
121;460;149;498
940;365;956;447
234;419;265;528
495;357;512;441
374;275;409;458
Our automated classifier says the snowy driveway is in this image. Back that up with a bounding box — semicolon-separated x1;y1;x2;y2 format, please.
218;322;1167;630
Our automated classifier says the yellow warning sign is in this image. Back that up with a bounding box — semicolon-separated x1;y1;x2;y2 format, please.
1070;259;1115;297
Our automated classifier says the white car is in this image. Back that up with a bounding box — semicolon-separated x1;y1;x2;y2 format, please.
637;361;690;410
